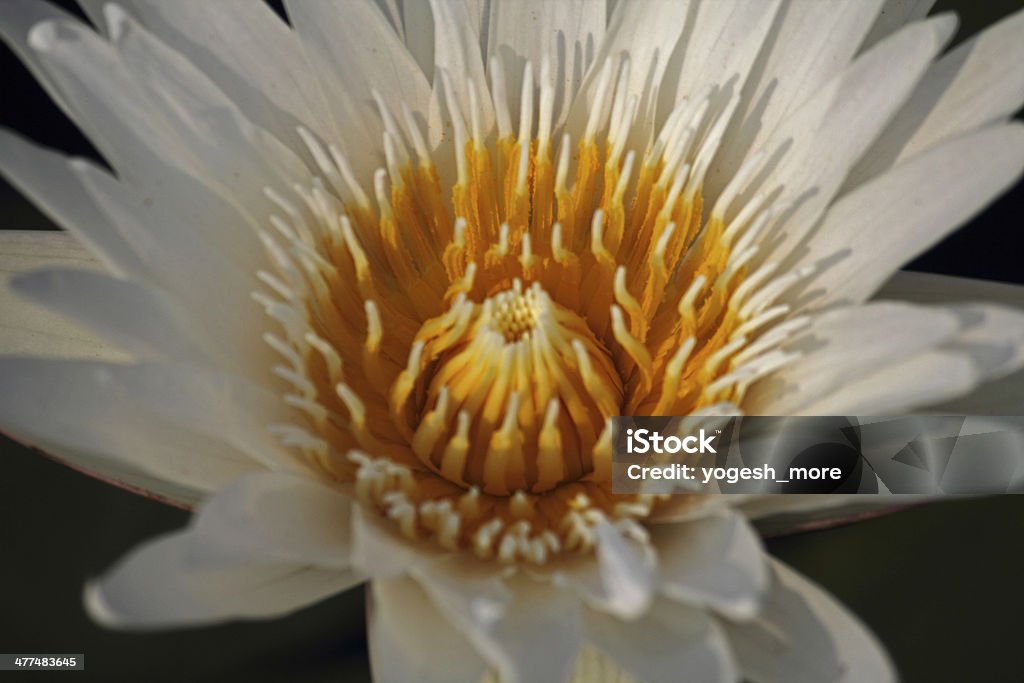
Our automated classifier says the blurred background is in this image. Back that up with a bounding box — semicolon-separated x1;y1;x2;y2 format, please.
2;1;1023;680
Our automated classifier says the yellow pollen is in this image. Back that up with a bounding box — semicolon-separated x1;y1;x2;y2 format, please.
257;61;809;563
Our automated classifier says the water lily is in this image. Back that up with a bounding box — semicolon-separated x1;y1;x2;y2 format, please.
2;1;1024;681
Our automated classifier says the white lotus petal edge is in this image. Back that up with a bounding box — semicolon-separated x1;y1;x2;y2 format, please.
722;558;895;683
1;2;1023;682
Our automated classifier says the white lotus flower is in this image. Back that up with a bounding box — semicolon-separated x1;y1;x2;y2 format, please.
2;1;1024;681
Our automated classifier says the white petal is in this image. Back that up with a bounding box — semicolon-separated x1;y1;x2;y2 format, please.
721;559;895;683
102;6;308;209
0;231;123;361
192;472;354;568
760;15;956;265
652;511;767;620
566;0;689;146
939;304;1024;379
793;124;1024;307
487;0;605;128
373;0;405;37
658;0;781;126
27;11;305;212
708;0;886;198
595;522;656;618
285;0;430;180
413;556;513;631
929;368;1024;414
876;272;1024;413
77;0;335;149
369;576;489;683
86;475;362;628
859;0;936;52
420;572;582;683
849;8;1024;188
71;159;274;376
747;303;961;414
800;349;978;415
0;0;81;113
585;599;737;683
558;522;657;620
878;270;1024;309
86;536;358;628
427;0;494;146
0;358;294;505
759;296;1024;413
0;130;144;277
400;0;436;78
350;504;446;578
11;268;229;367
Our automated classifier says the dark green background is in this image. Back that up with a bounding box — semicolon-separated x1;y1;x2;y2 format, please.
2;1;1024;681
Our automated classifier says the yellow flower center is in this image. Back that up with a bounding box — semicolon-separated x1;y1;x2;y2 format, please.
393;279;621;496
257;59;806;563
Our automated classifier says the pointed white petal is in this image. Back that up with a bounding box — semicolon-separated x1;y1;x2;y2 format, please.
747;303;961;414
0;358;295;505
938;304;1024;379
0;0;81;113
849;9;1024;187
192;472;354;568
802;349;978;414
876;272;1024;413
70;160;274;375
860;0;936;52
86;537;358;628
0;130;144;277
878;271;1024;309
773;288;1024;411
652;511;767;620
426;0;494;146
11;268;229;367
1;129;269;378
761;15;956;265
659;0;781;124
721;559;895;683
487;0;605;127
286;0;430;180
77;0;335;148
928;368;1024;414
412;556;513;632
102;6;308;208
86;474;362;628
794;124;1024;307
420;572;582;683
27;11;305;212
0;231;123;361
558;522;657;620
585;599;737;683
566;0;689;145
350;505;446;578
400;0;436;79
373;0;405;37
594;522;656;618
369;576;489;683
708;0;886;198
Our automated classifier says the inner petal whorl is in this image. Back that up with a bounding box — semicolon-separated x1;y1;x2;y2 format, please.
391;280;623;495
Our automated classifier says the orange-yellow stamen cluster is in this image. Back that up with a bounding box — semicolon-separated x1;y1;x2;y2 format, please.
255;58;808;563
